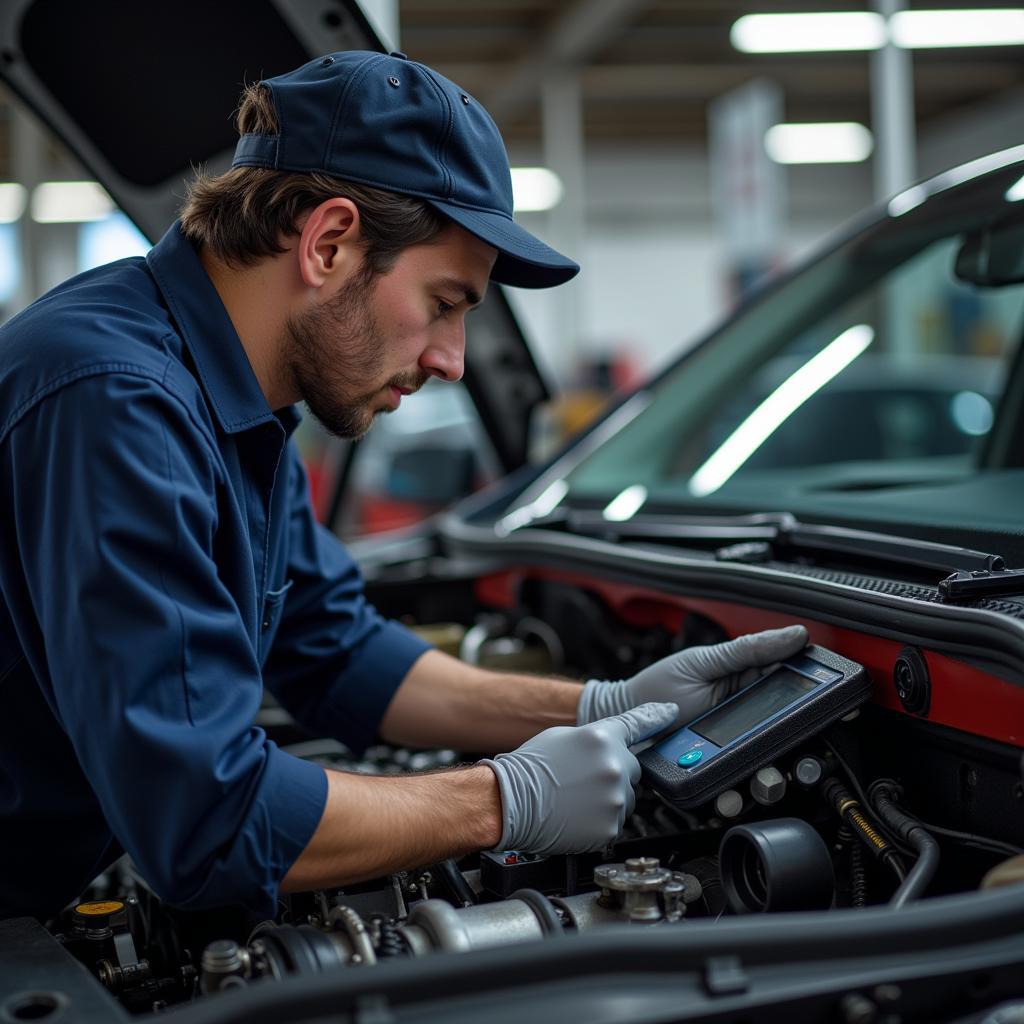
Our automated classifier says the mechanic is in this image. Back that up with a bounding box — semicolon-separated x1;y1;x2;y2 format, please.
0;51;807;921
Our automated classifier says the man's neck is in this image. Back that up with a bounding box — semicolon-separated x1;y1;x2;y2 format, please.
199;247;298;410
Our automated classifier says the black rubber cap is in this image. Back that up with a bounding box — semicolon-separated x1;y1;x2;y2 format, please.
719;818;835;913
894;646;930;716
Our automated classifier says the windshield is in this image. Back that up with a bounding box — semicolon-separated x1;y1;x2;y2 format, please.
564;165;1024;524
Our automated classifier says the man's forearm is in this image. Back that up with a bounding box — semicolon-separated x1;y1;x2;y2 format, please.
378;648;583;752
281;763;502;892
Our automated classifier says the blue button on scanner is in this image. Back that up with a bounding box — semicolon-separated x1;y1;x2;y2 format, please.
678;748;704;767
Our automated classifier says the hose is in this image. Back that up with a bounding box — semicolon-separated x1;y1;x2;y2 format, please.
837;825;868;908
823;778;907;883
373;918;406;959
432;859;477;908
870;782;941;909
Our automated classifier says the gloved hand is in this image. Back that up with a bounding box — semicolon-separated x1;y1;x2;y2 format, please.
577;625;809;728
481;702;678;856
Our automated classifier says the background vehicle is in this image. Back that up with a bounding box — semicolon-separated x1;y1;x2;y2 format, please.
1;3;1023;1024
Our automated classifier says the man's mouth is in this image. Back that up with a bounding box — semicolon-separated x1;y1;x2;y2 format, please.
386;384;413;409
383;375;427;410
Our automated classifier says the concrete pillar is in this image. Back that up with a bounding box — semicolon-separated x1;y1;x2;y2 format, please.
871;0;917;360
541;67;586;381
10;100;45;312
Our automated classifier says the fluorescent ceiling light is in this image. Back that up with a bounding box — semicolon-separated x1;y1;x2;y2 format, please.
0;183;27;223
1006;175;1024;202
891;8;1024;47
731;12;886;52
688;324;875;498
31;181;114;224
765;123;873;164
511;167;564;212
602;484;647;523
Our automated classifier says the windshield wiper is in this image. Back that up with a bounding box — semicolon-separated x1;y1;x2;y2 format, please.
564;510;1024;602
777;522;1001;574
777;523;1024;601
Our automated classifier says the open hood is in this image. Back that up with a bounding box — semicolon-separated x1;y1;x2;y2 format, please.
0;0;550;470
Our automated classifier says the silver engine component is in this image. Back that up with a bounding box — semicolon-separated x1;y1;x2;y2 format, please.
592;857;702;924
396;857;702;957
199;857;698;989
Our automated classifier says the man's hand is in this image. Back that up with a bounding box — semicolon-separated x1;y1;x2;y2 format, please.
481;702;678;856
576;625;809;728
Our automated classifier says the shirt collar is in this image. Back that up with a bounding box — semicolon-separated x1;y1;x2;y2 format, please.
146;221;299;435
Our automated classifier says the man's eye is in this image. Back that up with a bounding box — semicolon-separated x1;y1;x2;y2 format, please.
436;299;455;317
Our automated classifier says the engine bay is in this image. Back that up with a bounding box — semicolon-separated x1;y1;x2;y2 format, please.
7;576;1024;1022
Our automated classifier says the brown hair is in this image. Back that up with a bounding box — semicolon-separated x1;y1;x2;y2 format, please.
179;83;447;273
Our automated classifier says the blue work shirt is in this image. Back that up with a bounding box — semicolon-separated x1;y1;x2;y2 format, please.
0;223;431;920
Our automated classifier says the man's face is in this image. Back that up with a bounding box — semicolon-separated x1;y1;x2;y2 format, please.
285;224;496;439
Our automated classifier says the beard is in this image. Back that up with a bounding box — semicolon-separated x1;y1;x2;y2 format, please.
284;273;424;440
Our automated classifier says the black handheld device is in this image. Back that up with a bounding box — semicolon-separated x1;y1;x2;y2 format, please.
638;645;870;808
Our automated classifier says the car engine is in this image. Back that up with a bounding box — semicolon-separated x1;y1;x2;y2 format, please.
31;606;1024;1017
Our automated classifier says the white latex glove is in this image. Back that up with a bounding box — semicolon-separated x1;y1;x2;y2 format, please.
480;702;678;856
576;625;809;729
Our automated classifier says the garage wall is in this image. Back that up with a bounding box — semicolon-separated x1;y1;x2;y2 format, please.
507;87;1024;387
507;143;873;383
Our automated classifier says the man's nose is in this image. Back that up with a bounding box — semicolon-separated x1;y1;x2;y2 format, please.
420;321;465;382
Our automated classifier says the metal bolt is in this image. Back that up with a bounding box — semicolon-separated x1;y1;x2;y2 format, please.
97;960;117;989
873;984;902;1005
660;880;686;921
715;789;744;818
751;766;787;805
625;857;660;874
201;939;244;975
840;993;878;1024
795;756;824;787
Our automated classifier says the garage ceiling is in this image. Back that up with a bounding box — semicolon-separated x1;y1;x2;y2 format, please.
398;0;1024;145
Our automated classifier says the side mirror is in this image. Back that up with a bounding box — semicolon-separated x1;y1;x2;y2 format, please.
955;215;1024;287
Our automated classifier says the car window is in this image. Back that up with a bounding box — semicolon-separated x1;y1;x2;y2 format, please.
680;236;1016;485
300;378;503;540
566;202;1024;508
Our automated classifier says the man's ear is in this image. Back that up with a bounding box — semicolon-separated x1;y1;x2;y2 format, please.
296;198;363;288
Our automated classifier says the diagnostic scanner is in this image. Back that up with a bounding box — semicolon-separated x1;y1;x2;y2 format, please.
639;645;870;808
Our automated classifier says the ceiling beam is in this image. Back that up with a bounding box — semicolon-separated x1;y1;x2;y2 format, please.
441;61;1019;103
483;0;653;125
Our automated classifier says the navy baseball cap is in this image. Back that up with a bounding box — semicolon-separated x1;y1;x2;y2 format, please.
231;50;579;289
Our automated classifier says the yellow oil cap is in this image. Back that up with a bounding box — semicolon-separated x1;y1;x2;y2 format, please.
74;900;124;917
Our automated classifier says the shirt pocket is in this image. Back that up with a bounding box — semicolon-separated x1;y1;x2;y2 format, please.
259;578;294;658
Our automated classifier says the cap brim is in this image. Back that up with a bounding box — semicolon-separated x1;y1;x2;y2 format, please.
429;200;579;289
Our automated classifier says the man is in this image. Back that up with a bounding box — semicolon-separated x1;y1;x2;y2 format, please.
0;51;806;920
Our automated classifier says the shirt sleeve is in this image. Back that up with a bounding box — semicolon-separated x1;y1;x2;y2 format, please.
261;445;432;755
5;370;327;916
